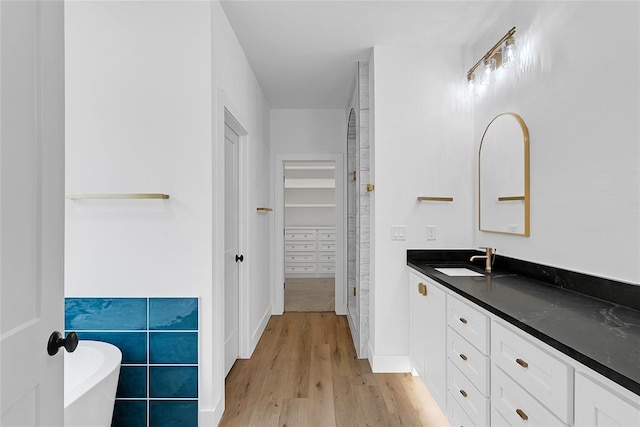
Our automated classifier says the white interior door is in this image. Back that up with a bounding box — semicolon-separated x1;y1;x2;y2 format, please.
224;124;240;376
0;1;65;425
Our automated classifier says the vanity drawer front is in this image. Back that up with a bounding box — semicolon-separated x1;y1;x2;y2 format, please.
284;252;316;263
448;327;489;396
285;229;317;240
285;241;316;252
491;321;572;424
492;364;566;427
285;264;316;274
317;230;336;240
447;361;489;427
447;391;478;427
447;295;489;354
318;242;335;251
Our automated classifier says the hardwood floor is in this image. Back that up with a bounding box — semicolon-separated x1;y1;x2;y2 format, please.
219;313;448;426
285;278;335;312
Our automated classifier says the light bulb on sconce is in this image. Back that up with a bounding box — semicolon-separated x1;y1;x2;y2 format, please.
480;57;495;85
467;73;476;96
502;36;518;68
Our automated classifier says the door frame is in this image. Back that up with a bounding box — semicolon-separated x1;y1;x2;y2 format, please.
273;153;347;315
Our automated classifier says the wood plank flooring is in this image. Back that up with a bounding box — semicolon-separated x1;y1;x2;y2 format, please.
219;313;448;427
285;278;335;312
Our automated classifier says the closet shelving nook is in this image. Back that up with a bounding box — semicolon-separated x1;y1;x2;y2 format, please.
283;162;336;278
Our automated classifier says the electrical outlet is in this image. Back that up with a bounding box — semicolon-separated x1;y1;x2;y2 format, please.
426;225;437;241
391;225;406;241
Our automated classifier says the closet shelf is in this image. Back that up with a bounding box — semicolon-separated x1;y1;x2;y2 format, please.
284;178;335;189
284;203;336;208
66;193;170;200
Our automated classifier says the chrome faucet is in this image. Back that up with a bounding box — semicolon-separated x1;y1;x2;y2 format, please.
470;247;495;273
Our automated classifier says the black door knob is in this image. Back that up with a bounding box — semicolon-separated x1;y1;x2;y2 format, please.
235;254;244;263
47;331;79;356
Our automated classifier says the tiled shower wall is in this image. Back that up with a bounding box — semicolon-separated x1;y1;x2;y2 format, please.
65;297;198;427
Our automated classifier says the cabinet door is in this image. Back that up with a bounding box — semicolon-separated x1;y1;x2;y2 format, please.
425;280;447;411
575;373;640;426
408;272;427;379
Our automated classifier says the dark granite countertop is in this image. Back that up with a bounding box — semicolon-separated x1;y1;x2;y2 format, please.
407;250;640;396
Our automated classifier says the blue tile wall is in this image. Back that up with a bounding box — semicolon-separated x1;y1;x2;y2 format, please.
65;297;198;427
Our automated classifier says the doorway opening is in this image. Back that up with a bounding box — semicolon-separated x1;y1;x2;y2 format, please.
283;161;336;312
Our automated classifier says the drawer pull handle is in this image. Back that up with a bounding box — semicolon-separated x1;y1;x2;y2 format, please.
418;283;427;296
459;317;468;324
516;409;528;421
459;389;468;398
459;353;468;361
516;358;529;368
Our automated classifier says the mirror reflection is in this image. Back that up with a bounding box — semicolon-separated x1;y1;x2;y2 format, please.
479;112;530;236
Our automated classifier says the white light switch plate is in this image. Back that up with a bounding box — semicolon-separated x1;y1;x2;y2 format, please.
426;225;437;241
391;225;406;241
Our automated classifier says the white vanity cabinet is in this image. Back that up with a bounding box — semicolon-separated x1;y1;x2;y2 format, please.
407;271;447;411
407;266;640;427
574;372;640;427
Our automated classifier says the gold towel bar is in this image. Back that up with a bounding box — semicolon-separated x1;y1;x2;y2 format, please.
417;196;454;202
66;193;169;200
256;207;273;212
498;196;525;201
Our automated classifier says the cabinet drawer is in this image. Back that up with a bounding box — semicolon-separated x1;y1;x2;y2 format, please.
318;242;335;251
447;295;489;354
492;364;567;427
447;361;489;427
491;321;572;424
448;328;489;396
318;230;336;240
285;241;316;251
285;229;317;240
319;253;335;262
284;252;316;263
318;263;335;273
447;392;478;427
285;264;316;274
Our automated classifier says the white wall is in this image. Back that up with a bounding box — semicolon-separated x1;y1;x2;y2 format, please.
370;46;474;370
65;1;272;424
271;109;347;155
471;1;640;284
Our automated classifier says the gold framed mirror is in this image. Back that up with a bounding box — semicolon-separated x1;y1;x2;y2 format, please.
479;112;530;236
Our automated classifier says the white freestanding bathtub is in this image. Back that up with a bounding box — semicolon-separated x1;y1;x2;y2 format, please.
64;340;122;427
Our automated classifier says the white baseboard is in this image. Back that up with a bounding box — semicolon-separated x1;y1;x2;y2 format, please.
199;402;224;427
368;345;411;373
248;306;271;357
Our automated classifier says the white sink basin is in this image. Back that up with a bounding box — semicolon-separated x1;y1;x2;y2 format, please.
435;267;484;277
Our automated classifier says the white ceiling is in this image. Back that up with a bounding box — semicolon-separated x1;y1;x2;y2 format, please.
220;0;511;109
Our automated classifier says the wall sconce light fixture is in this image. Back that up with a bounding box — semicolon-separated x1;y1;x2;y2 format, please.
467;27;517;91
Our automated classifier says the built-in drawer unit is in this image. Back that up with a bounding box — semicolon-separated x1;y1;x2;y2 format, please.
447;295;489;355
448;327;490;396
575;372;640;426
492;363;567;427
447;360;490;426
285;227;335;278
491;320;573;424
